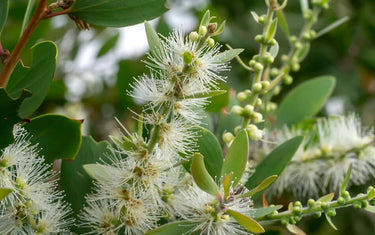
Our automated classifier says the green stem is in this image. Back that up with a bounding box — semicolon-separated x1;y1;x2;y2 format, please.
0;0;49;87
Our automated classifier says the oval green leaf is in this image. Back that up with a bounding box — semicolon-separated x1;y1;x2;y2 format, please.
252;205;283;219
241;175;278;198
61;136;110;220
212;49;244;64
0;0;9;34
6;41;57;118
221;130;249;187
0;88;31;148
226;209;265;233
22;114;82;163
144;221;197;235
317;193;334;203
286;224;306;235
70;0;168;27
83;163;115;182
245;136;303;198
276;76;336;127
191;153;219;196
145;21;165;57
265;18;278;42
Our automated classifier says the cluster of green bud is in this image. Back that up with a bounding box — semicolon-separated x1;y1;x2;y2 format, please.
254;34;277;46
302;30;316;41
246;124;263;140
231;104;264;123
312;0;330;10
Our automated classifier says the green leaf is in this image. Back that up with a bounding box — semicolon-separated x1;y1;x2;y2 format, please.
70;0;168;27
0;0;9;34
276;10;290;38
286;224;306;235
0;88;31;149
23;114;82;163
196;127;224;179
368;188;375;200
276;76;336;127
97;32;120;57
269;41;279;58
60;136;110;217
265;18;278;42
20;0;35;37
221;130;248;187
212;49;244;64
0;188;12;201
340;163;352;196
246;136;303;198
252;205;283;218
251;11;260;23
317;193;334;203
315;17;350;39
299;0;309;13
325;213;338;230
241;175;278;198
145;21;165;57
6;41;57;118
296;43;310;62
191;153;219;196
226;209;265;233
144;221;197;235
205;83;229;113
364;205;375;214
200;10;210;27
83;163;116;182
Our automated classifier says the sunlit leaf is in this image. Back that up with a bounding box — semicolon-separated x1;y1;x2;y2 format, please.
221;130;249;187
212;49;244;64
191;153;219;196
241;175;278;198
276;76;336;127
144;221;197;235
226;209;265;233
317;193;334;203
252;205;283;218
287;224;306;235
70;0;168;27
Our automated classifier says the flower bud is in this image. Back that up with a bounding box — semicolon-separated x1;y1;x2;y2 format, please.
320;202;328;210
189;31;199;41
270;68;280;77
249;60;256;67
254;62;264;72
183;51;193;64
252;112;263;123
255;98;262;107
289;35;297;43
264;54;274;64
337;197;345;205
199;25;207;36
327;208;336;217
258;15;266;24
291;63;300;72
236;92;248;102
308;199;315;208
283;75;293;85
253;82;262;92
231;105;244;116
223;132;235;143
207;38;215;47
310;30;316;39
247;124;263;140
244;105;254;115
281;54;289;62
295;42;303;50
273;86;281;96
353;201;362;209
255;34;264;43
207;23;217;34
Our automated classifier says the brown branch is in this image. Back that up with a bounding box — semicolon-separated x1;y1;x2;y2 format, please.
0;0;49;87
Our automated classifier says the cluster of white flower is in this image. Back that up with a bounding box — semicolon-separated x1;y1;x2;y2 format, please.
257;114;375;198
80;15;252;234
0;125;72;234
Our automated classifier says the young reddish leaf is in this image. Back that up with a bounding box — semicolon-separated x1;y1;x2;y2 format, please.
317;193;335;203
223;172;233;200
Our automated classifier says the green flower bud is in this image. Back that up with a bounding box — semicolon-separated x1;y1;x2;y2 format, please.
249;60;256;67
353;200;362;209
303;32;311;40
281;54;289;62
294;201;302;207
222;132;235;143
255;34;264;43
264;54;274;64
320;202;328;210
258;15;266;24
245;89;252;95
252;112;263;123
273;86;281;95
255;98;262;107
294;215;301;222
303;9;313;19
322;3;329;10
310;30;316;39
236;92;248;102
308;199;315;208
267;102;277;111
291;63;300;72
342;190;350;200
183;51;193;64
283;75;293;85
361;200;369;208
289;35;297;43
268;38;277;46
337;197;345;205
189;31;199;41
247;124;263;140
293;206;301;215
254;62;264;72
281;217;289;226
199;25;207;36
234;126;242;134
207;38;215;47
253;82;262;92
295;42;303;50
270;68;280;77
231;105;244;116
244;105;254;115
314;212;322;218
327;208;336;217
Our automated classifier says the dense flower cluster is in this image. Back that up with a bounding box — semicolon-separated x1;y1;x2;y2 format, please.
0;125;72;234
255;114;375;198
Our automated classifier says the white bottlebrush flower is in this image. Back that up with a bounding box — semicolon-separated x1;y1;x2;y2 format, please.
170;184;253;235
261;114;375;198
0;125;73;234
174;98;208;124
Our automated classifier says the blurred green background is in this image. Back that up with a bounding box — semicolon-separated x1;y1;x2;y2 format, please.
2;0;375;234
